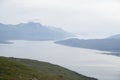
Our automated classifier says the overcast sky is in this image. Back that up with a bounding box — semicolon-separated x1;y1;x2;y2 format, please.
0;0;120;38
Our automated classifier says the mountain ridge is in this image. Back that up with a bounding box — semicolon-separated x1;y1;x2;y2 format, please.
0;22;74;43
55;38;120;56
107;34;120;39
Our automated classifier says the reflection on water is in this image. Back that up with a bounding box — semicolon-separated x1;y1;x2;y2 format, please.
0;40;120;80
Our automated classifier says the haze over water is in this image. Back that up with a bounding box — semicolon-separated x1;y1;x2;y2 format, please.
0;40;120;80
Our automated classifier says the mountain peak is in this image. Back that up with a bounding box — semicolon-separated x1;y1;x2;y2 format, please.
0;22;74;41
18;22;42;27
108;34;120;39
27;22;41;25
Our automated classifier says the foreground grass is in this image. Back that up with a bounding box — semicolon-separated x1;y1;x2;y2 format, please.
0;56;97;80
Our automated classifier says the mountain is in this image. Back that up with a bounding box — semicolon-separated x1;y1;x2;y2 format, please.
107;34;120;39
0;56;97;80
0;22;74;43
55;38;120;56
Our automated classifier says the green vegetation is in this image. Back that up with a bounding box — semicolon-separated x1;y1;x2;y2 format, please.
0;56;97;80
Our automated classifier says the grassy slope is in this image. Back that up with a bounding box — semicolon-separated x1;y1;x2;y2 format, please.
0;57;97;80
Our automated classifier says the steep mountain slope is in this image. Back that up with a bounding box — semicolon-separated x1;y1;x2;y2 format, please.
0;22;74;43
0;56;97;80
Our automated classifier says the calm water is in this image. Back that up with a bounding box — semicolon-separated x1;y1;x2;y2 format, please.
0;40;120;80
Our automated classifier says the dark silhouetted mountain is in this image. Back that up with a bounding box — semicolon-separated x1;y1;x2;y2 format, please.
107;34;120;39
55;38;120;56
0;22;74;43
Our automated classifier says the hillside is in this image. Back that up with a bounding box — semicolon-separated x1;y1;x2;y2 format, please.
0;56;97;80
108;34;120;39
55;38;120;56
0;22;74;43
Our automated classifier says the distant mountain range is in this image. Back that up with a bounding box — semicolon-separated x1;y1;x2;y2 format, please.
55;35;120;56
108;34;120;39
0;22;74;43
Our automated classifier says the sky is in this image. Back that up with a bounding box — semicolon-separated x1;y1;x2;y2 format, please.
0;0;120;38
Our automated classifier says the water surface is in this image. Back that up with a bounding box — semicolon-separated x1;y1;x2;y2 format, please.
0;40;120;80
